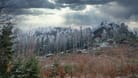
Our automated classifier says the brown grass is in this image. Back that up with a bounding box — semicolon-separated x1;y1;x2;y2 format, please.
22;45;138;78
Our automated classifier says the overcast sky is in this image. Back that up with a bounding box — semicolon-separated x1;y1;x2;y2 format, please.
1;0;138;29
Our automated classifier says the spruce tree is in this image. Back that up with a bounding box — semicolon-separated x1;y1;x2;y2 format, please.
24;57;40;78
0;22;14;78
11;57;40;78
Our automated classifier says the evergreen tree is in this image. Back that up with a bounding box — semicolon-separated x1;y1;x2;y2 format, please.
0;22;14;78
24;57;40;78
11;57;40;78
11;60;25;78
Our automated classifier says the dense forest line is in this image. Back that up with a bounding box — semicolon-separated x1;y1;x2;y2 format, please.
14;22;138;56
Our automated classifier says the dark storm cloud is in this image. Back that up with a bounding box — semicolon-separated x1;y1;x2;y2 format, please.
117;0;138;7
0;0;57;15
96;0;138;21
56;0;138;20
68;4;86;11
1;0;137;16
55;0;115;10
0;0;115;10
6;9;54;16
0;0;55;9
0;0;118;14
55;0;115;4
1;0;138;27
116;0;138;19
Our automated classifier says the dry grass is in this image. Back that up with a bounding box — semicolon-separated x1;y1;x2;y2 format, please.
39;46;138;78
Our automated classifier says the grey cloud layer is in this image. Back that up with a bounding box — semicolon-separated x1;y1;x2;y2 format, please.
0;0;114;9
65;11;102;25
0;0;55;9
117;0;138;19
0;0;138;27
55;0;114;4
1;0;137;17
